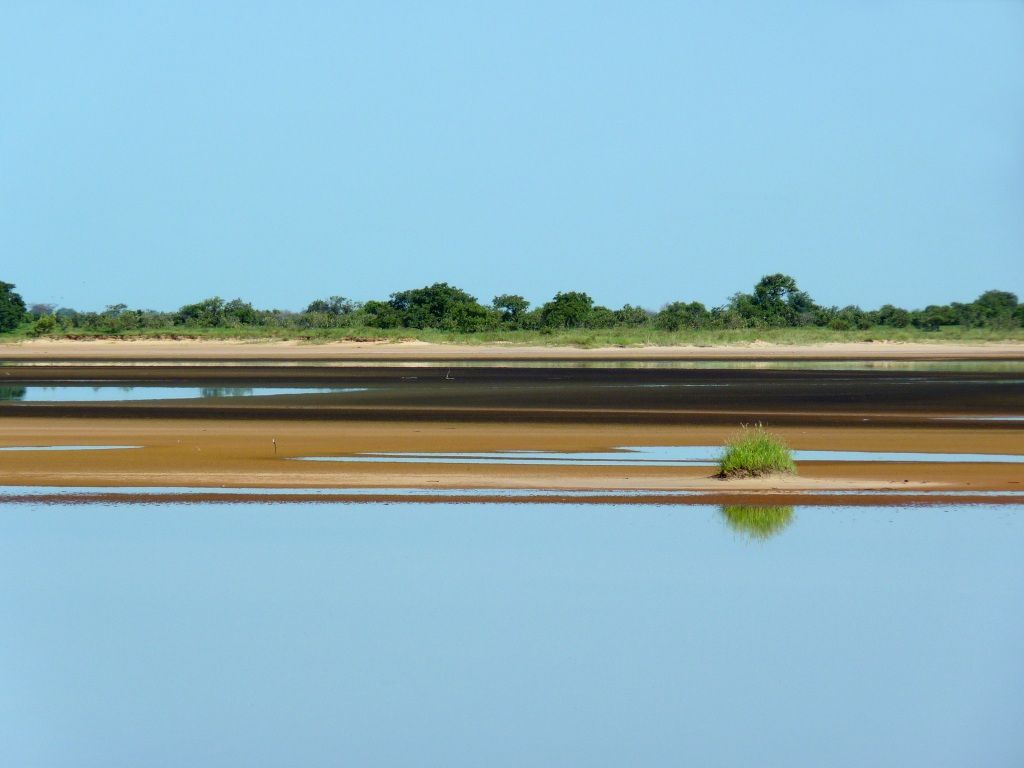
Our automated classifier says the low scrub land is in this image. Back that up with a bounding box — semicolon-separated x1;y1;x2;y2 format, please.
3;274;1023;346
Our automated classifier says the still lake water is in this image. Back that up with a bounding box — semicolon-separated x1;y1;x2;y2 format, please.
296;446;1024;465
0;386;367;401
2;501;1021;767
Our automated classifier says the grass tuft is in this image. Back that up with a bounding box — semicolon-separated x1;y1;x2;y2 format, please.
717;424;796;478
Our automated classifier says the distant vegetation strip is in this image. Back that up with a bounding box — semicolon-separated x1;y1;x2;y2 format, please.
1;275;1022;343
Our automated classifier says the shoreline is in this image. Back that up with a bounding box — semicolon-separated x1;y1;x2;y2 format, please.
4;338;1024;361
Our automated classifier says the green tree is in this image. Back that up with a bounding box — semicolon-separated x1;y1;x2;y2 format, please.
388;283;492;331
828;305;870;331
176;297;226;326
655;301;709;331
0;281;27;333
223;298;261;325
731;273;817;327
875;304;910;327
971;290;1018;328
912;304;957;331
492;294;530;326
306;296;357;316
31;314;58;336
539;291;593;328
584;306;618;329
615;304;651;326
360;300;404;328
29;303;56;318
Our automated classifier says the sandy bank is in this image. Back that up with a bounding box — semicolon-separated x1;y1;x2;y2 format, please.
4;338;1024;360
1;418;1021;496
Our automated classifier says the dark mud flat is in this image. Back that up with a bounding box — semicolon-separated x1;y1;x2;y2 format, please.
1;364;1023;427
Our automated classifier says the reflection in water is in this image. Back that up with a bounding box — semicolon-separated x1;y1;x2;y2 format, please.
720;505;795;540
200;387;254;398
0;386;26;401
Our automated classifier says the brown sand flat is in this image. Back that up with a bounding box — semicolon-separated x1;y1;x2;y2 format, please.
1;350;1021;499
1;418;1021;495
4;338;1024;360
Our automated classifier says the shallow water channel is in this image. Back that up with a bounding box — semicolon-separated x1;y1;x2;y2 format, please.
1;500;1021;767
296;445;1024;465
0;385;367;401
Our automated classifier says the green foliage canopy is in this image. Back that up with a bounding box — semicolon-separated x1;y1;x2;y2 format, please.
539;291;594;328
0;281;27;332
492;294;530;326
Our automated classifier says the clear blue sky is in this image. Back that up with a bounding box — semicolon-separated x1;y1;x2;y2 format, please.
2;2;1021;312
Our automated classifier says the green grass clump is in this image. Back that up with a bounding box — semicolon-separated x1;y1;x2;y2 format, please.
720;505;795;540
717;425;796;478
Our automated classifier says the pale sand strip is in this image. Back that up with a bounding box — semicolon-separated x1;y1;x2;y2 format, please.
3;338;1024;360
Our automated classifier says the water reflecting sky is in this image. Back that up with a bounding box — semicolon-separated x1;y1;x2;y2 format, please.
1;501;1021;767
0;386;367;402
296;446;1024;465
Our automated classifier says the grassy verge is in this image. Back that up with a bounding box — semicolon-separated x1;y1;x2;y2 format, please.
717;425;797;478
3;325;1024;347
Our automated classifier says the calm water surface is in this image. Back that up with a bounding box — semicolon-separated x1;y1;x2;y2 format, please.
0;386;367;402
1;501;1021;767
296;445;1024;465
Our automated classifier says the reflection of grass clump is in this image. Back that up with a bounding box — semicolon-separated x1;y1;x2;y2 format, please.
199;387;253;398
720;505;795;540
717;424;796;478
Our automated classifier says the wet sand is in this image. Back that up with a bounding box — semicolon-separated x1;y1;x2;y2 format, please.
2;346;1022;501
3;363;1023;424
1;418;1021;501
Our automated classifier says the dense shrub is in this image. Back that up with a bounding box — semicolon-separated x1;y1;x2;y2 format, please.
655;301;710;331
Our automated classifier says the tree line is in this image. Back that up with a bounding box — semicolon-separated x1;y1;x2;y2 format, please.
1;275;1021;335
